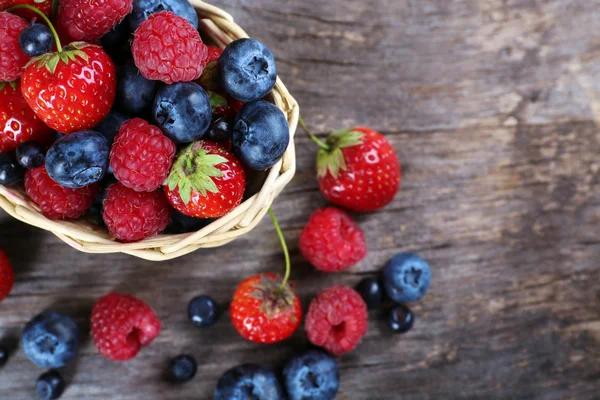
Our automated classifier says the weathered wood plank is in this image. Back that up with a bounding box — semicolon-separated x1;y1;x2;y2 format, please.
1;0;600;399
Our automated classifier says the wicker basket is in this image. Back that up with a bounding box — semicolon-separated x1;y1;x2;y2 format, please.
0;0;299;261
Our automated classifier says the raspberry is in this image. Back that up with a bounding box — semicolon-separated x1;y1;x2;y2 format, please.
132;11;208;84
0;249;14;303
57;0;133;42
110;118;176;192
305;286;368;356
102;182;171;242
299;207;367;272
91;292;161;361
25;166;99;220
0;12;30;82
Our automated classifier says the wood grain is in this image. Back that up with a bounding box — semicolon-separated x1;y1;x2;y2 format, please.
1;0;600;399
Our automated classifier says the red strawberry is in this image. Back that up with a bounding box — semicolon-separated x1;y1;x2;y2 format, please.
91;292;161;361
0;11;30;82
0;81;53;152
3;0;53;21
56;0;133;42
0;249;14;303
164;140;245;218
230;273;302;344
21;42;116;133
313;126;401;212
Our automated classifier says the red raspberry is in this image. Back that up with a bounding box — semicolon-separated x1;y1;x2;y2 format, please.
91;292;161;361
0;12;30;82
299;207;367;272
132;11;208;84
305;286;368;356
110;118;176;192
25;166;99;220
0;249;14;303
57;0;133;42
102;182;171;242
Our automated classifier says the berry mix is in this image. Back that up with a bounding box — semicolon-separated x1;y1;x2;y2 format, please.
0;1;430;399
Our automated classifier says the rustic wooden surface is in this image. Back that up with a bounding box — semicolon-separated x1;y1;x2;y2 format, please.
1;0;600;398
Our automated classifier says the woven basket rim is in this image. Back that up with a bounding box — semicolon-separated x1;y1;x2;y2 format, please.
0;0;299;261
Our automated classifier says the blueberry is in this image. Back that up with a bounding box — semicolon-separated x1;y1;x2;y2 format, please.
232;100;289;170
383;252;431;303
214;364;284;400
218;38;277;102
88;175;118;225
388;305;414;334
283;350;339;400
16;141;45;169
100;19;132;65
116;63;159;115
0;152;25;185
130;0;198;32
356;277;384;309
167;211;213;234
0;346;8;368
187;295;219;328
22;311;79;369
93;110;129;146
168;354;197;383
206;117;232;142
36;370;65;400
153;82;212;144
45;130;109;188
19;24;54;57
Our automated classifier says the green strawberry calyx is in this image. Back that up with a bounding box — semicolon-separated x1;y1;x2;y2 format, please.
30;42;90;74
316;128;365;178
164;141;228;205
0;81;18;92
250;274;297;321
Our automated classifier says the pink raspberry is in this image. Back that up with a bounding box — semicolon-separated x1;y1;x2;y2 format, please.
57;0;133;41
0;12;30;82
132;11;208;84
305;286;368;356
299;207;367;272
110;118;176;192
102;182;171;242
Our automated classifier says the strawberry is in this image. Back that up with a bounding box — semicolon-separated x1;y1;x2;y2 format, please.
20;16;116;134
164;140;245;218
230;273;302;344
3;0;53;21
0;81;53;152
308;125;401;212
0;249;14;303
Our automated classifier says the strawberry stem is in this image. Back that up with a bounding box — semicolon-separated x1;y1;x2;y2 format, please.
268;208;291;288
298;116;329;151
7;4;62;53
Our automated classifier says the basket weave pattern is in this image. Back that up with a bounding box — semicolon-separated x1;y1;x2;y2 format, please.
0;0;299;261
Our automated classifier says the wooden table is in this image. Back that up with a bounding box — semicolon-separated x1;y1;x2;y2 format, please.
2;0;600;398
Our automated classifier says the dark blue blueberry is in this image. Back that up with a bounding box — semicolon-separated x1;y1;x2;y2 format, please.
19;24;54;57
206;117;232;142
187;295;219;328
219;38;277;102
232;100;289;170
214;364;284;400
93;110;129;147
16;141;45;169
22;311;79;369
388;305;414;334
283;350;339;400
0;153;25;185
130;0;198;32
0;346;8;368
167;211;213;234
383;252;431;303
36;370;65;400
356;277;384;310
100;19;132;65
169;354;197;383
116;63;159;115
153;82;212;144
45;130;109;188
